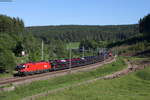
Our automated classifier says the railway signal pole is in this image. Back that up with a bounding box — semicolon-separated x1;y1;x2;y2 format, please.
41;40;44;60
69;43;72;72
82;46;84;58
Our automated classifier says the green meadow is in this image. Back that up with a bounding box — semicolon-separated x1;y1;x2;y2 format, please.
66;42;80;49
37;65;150;100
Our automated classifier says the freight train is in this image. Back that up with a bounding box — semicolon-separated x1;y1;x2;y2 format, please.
15;52;112;76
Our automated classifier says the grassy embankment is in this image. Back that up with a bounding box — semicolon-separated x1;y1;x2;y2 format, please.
0;57;126;100
37;61;150;100
0;74;12;78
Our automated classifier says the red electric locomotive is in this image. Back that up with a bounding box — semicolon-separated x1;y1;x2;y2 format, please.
16;61;52;75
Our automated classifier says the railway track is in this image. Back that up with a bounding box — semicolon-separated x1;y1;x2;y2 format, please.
0;57;114;87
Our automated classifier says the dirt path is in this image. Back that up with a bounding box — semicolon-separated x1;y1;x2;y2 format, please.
21;58;150;100
103;59;150;79
102;59;133;79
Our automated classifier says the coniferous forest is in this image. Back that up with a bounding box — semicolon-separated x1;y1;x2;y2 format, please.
26;24;139;42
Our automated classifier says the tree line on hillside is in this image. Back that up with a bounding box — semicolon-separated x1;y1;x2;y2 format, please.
139;14;150;34
26;24;139;43
0;14;24;73
0;15;24;33
108;13;150;47
107;13;150;56
26;24;139;53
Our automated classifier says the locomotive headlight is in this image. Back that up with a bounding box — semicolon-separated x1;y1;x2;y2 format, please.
23;65;26;67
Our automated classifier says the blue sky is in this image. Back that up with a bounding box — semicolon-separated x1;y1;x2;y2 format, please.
0;0;150;26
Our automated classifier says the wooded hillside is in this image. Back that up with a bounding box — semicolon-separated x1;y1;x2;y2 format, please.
26;25;139;43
